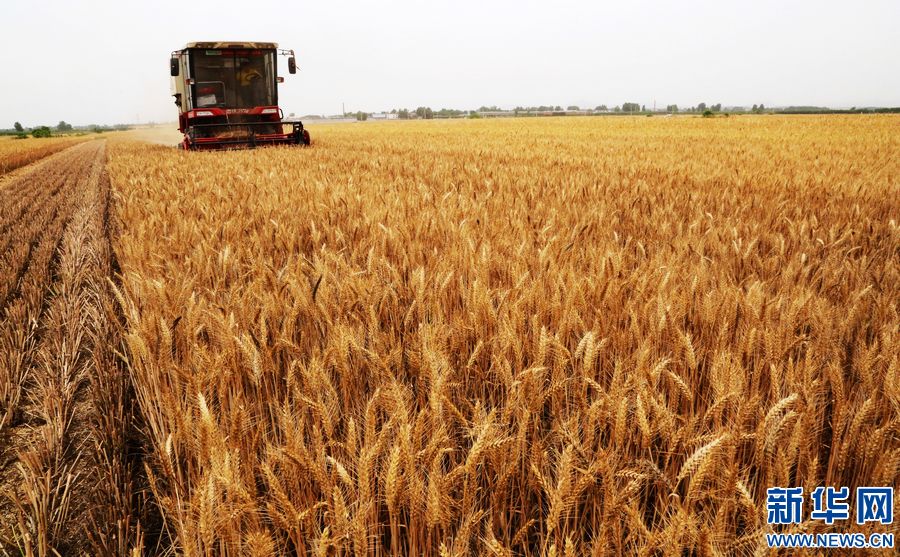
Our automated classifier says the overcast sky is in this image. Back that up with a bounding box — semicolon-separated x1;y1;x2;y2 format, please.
2;0;898;126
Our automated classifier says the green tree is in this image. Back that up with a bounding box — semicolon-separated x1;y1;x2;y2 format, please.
32;126;52;138
697;102;707;112
355;111;368;121
666;104;678;113
57;120;73;132
594;105;608;111
567;105;580;111
14;122;23;132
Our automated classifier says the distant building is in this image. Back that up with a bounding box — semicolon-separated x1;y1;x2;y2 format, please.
370;112;399;120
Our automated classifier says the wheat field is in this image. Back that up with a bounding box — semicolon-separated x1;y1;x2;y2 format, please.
101;116;899;556
0;135;92;176
0;115;897;556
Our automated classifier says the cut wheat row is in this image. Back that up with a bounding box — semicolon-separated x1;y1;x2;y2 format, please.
0;141;145;556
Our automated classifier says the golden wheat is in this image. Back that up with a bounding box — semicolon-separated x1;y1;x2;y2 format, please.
2;115;893;555
0;135;92;176
100;115;899;556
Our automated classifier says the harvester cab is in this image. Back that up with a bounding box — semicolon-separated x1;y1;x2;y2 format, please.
170;42;311;150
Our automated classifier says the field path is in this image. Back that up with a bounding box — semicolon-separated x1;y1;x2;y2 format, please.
0;141;140;555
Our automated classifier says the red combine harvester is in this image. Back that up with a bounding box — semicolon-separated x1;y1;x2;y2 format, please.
170;41;311;150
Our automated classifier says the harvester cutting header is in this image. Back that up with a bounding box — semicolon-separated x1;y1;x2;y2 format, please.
170;41;310;150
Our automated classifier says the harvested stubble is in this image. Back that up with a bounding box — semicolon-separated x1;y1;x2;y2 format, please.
107;116;899;556
0;141;144;556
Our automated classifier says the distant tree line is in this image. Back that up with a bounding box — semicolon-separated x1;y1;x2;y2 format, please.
347;102;900;123
3;120;130;137
352;102;900;122
386;107;438;119
774;106;900;114
340;102;900;123
514;105;563;112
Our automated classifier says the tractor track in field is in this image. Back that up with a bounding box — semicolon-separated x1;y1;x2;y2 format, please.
0;141;146;556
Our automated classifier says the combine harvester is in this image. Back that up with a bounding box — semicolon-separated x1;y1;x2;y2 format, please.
170;41;311;150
